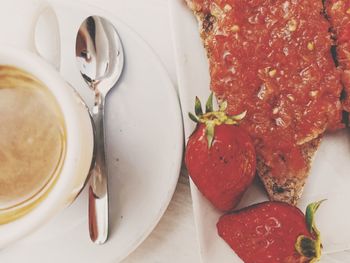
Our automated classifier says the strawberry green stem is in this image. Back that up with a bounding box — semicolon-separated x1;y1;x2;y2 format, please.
205;92;214;113
188;93;246;148
295;200;325;262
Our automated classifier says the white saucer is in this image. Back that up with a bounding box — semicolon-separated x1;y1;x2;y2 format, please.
0;1;183;262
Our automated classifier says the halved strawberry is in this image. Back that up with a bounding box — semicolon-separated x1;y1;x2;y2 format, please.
185;94;256;211
217;201;324;263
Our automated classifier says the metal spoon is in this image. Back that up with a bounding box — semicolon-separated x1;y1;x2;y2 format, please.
76;16;124;244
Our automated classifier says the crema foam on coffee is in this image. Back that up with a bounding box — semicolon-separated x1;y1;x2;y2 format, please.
0;66;65;222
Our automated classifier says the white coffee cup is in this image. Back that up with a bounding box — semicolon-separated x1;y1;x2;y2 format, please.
0;46;94;248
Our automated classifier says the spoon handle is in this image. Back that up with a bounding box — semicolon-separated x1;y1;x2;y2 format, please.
89;96;109;244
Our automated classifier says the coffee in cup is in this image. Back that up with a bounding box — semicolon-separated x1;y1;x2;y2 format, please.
0;46;93;249
0;65;66;224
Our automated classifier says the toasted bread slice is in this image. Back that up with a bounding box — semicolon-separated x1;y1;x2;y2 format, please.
186;0;343;204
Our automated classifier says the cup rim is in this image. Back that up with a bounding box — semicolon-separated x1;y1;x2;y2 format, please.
0;46;93;248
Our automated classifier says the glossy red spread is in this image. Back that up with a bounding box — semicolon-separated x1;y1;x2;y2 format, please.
326;0;350;111
191;0;343;179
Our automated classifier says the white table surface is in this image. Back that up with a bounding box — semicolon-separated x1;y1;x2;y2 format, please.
0;0;200;262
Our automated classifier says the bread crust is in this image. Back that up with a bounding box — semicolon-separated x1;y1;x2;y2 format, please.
257;137;321;205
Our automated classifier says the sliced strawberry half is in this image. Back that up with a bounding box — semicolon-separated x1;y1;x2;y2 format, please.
217;201;324;263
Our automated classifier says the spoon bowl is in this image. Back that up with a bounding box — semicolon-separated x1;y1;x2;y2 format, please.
76;16;124;95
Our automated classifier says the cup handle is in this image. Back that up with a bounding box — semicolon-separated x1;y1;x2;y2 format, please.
33;4;61;70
